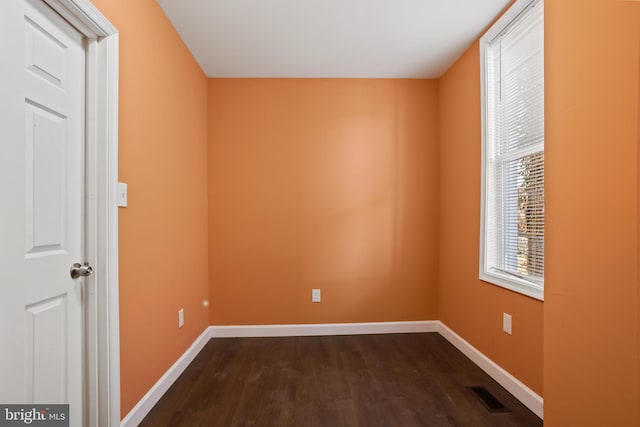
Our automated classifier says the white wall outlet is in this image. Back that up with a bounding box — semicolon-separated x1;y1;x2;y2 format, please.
503;312;512;335
311;289;321;303
117;182;128;207
178;308;184;328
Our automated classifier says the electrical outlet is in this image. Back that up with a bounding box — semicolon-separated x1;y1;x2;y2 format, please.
312;289;321;303
503;312;512;335
178;308;184;328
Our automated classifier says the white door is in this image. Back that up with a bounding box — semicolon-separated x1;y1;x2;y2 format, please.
0;0;86;424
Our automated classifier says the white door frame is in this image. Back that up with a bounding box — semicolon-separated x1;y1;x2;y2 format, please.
41;1;120;426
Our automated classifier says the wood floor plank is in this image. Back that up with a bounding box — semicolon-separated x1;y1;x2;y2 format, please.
139;333;542;427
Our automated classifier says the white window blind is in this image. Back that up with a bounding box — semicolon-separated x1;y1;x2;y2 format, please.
480;0;544;300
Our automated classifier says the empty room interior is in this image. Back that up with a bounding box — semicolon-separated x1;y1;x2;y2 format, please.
83;0;640;425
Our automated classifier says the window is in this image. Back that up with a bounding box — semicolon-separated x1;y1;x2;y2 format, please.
480;0;544;300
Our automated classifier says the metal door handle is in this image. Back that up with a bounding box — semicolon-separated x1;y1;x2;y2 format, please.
70;262;93;279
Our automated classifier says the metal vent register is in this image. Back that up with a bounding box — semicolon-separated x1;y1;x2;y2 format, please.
467;386;511;413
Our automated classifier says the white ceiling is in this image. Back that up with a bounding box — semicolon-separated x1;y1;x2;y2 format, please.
156;0;510;79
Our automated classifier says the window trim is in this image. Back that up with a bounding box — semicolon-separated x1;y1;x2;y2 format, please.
479;0;544;301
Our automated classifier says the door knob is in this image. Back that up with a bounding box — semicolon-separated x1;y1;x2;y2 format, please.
70;262;93;279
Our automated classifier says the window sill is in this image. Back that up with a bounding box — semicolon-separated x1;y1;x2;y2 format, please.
480;270;544;301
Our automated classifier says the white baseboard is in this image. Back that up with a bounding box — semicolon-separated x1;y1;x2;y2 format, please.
437;321;544;419
122;320;543;425
209;320;439;338
120;327;211;427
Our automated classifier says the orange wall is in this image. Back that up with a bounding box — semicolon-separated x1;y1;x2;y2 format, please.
208;79;439;324
90;0;210;417
544;0;640;424
437;44;544;395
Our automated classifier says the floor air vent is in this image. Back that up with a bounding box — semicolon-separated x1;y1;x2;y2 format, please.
467;386;511;413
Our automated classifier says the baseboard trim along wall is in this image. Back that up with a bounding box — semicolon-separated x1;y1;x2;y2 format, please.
437;322;544;418
121;320;543;425
120;328;211;427
210;320;439;337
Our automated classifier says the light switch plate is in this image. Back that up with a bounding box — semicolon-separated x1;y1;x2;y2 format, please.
117;182;128;207
503;313;512;335
312;289;321;303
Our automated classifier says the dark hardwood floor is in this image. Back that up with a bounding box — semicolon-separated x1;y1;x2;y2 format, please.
139;333;542;427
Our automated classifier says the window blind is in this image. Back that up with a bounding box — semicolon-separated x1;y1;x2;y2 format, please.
483;0;544;291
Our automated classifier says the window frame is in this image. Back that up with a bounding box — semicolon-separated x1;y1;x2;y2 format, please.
479;0;544;301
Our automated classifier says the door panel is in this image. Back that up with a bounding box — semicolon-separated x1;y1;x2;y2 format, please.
25;100;68;255
25;295;68;403
25;16;68;89
0;0;86;424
